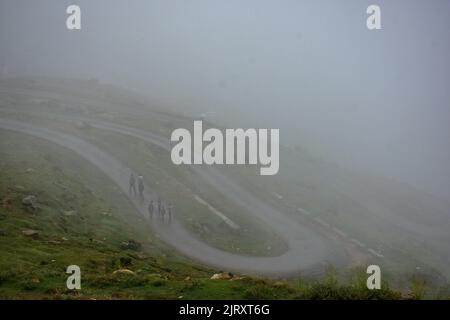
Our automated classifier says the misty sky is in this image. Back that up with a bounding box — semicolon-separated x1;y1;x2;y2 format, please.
1;0;449;200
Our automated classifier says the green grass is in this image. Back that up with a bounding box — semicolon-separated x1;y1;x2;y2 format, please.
0;129;409;300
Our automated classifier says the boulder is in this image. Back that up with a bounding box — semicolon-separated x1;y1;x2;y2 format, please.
22;195;38;210
62;210;76;216
22;229;39;238
210;272;233;280
120;240;141;251
113;269;136;276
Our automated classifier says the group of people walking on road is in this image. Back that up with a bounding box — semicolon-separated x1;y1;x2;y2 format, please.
129;172;173;225
129;173;145;199
147;198;172;223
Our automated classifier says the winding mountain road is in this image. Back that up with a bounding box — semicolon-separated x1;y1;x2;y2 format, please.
0;117;355;276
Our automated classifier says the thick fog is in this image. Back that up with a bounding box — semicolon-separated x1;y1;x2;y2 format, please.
1;0;449;200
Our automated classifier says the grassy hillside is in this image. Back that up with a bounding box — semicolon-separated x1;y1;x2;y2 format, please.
1;77;448;299
0;130;404;300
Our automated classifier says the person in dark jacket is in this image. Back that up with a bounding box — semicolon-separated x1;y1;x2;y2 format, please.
129;173;136;196
168;205;173;223
161;205;166;223
148;200;154;220
157;197;162;218
138;175;145;199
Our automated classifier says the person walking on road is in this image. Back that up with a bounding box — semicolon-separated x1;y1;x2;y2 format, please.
161;205;166;223
157;197;162;218
138;175;145;200
148;200;154;220
129;173;136;196
168;206;173;223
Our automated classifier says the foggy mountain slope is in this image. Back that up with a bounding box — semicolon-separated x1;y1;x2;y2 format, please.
3;130;387;299
1;77;449;282
1;0;449;301
0;118;355;276
221;143;450;279
46;113;450;266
